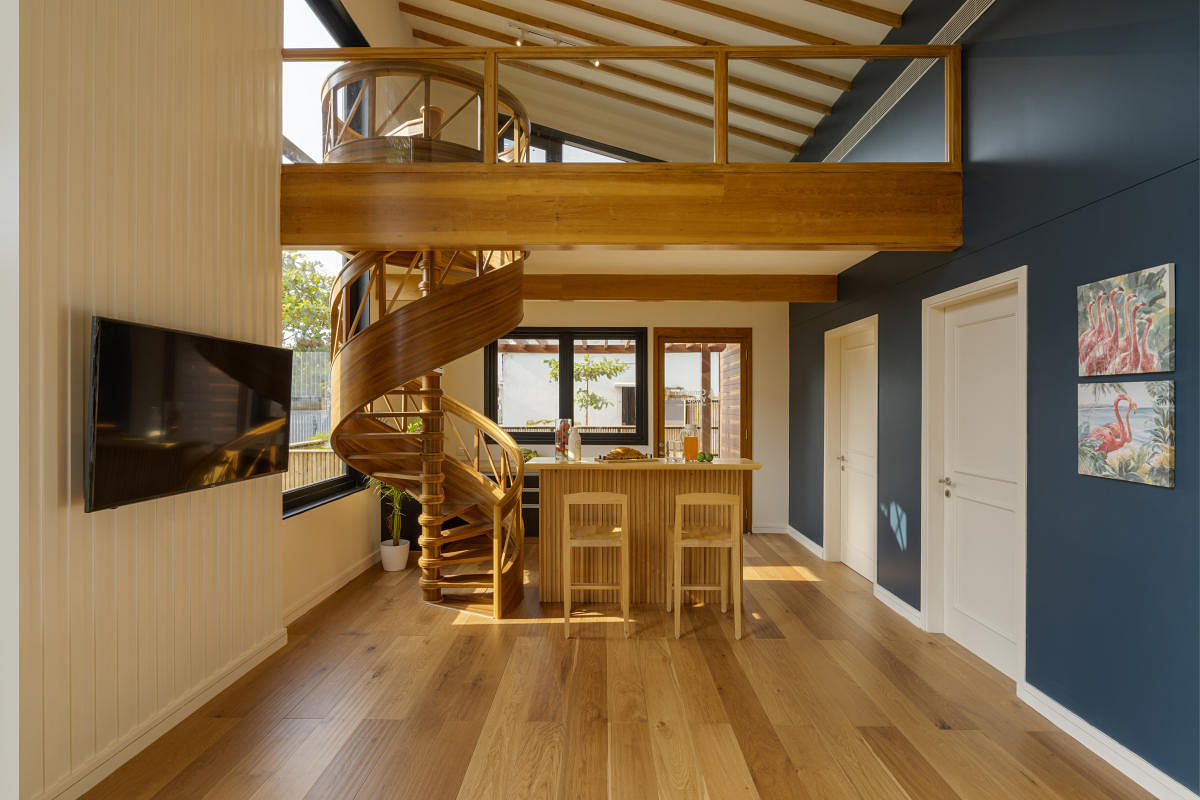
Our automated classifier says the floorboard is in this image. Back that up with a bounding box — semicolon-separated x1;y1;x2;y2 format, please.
84;535;1155;800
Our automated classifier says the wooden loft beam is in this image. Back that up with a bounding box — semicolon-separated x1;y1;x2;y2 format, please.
280;162;963;250
802;0;902;28
394;10;833;117
414;29;804;152
445;0;851;91
282;45;956;61
549;0;844;47
658;0;850;45
397;6;816;136
523;273;838;302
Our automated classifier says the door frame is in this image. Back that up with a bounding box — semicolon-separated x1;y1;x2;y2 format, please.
822;315;879;573
653;327;753;531
921;265;1028;683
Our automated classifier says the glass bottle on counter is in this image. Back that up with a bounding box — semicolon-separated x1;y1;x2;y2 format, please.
682;423;700;462
567;424;582;462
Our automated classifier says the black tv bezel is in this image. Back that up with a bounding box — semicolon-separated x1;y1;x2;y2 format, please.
84;316;293;513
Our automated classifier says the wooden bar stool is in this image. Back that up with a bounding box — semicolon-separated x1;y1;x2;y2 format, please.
666;492;743;640
562;492;631;638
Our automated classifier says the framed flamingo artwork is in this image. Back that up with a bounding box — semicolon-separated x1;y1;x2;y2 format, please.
1078;381;1174;488
1077;263;1174;376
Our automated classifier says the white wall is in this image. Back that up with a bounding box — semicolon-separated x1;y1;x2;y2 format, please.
443;300;791;529
19;2;283;798
281;491;381;624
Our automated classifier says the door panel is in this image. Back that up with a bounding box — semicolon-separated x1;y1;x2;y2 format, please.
840;327;877;582
943;289;1020;677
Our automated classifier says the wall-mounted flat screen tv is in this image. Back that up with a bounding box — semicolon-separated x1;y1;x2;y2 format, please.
85;317;292;511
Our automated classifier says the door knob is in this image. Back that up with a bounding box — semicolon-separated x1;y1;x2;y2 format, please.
938;477;953;486
837;455;848;462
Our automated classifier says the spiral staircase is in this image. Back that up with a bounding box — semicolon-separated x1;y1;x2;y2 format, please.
321;61;533;617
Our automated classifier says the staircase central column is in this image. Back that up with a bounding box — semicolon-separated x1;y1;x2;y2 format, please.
417;248;446;603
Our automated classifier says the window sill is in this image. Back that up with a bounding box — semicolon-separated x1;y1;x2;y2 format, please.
282;475;368;519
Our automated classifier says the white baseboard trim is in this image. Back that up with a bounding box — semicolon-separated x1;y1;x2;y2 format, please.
751;523;788;534
283;549;381;625
872;584;925;630
784;525;826;559
1017;682;1199;800
37;627;288;800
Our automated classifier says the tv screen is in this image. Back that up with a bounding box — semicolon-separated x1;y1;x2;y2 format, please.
85;317;292;511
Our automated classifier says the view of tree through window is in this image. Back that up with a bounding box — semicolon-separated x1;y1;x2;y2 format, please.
487;328;646;445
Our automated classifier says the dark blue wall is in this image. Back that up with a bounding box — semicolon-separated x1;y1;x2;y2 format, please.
788;0;1199;790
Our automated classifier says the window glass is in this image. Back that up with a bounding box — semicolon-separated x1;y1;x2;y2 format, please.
495;336;560;433
570;337;637;433
283;250;346;491
282;0;340;163
562;143;623;163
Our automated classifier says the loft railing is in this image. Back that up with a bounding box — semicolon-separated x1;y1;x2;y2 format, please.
285;44;962;167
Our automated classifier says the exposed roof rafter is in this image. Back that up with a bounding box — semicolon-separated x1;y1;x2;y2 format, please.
568;0;845;46
443;0;852;91
413;28;803;152
396;2;818;135
801;0;902;28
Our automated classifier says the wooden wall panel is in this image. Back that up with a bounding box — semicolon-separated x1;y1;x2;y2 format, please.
18;1;283;798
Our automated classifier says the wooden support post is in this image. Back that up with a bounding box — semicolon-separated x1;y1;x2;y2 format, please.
483;52;498;163
417;248;447;603
418;370;446;603
944;47;962;168
713;50;728;164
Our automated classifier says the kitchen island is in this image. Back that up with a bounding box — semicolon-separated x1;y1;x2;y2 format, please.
527;456;761;604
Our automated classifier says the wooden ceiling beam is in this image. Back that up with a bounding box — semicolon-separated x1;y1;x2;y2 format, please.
523;273;839;302
550;0;845;46
657;0;848;45
414;29;803;152
445;0;851;91
397;5;816;135
801;0;902;28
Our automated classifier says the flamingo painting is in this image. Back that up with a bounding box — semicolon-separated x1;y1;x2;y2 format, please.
1079;381;1174;488
1084;394;1136;454
1077;264;1175;376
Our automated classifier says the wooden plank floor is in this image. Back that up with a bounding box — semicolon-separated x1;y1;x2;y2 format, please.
85;534;1152;800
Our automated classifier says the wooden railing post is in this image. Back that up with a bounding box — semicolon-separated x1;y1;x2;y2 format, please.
483;52;498;164
713;50;729;164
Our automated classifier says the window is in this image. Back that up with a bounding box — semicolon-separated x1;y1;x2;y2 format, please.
485;328;648;445
500;122;659;164
281;0;369;515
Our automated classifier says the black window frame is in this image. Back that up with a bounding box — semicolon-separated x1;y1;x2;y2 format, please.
501;121;661;164
282;0;371;518
485;326;648;446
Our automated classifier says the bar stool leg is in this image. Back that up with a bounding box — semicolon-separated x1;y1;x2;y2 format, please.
673;540;683;639
733;536;743;640
563;542;572;639
665;550;673;613
621;536;630;638
720;553;729;614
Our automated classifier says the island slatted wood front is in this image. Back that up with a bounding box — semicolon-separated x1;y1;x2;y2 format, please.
530;457;761;603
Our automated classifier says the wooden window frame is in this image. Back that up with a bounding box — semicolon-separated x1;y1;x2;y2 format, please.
653;327;753;530
485;326;648;445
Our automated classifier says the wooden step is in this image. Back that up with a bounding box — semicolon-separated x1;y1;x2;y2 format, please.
345;452;420;461
337;431;418;441
425;572;493;588
435;502;477;524
372;471;423;482
429;521;493;544
420;542;492;567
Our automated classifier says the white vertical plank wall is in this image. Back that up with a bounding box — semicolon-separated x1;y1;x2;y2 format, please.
19;1;284;798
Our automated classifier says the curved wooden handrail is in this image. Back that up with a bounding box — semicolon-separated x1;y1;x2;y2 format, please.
329;259;524;431
442;393;524;519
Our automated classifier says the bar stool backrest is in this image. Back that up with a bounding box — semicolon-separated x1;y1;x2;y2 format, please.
563;492;628;537
673;492;741;546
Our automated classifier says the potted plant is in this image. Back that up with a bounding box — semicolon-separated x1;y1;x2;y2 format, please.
369;478;412;571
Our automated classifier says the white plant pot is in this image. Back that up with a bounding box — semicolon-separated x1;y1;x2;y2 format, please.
380;539;410;572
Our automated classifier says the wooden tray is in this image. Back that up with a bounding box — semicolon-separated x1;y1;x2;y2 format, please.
594;456;658;462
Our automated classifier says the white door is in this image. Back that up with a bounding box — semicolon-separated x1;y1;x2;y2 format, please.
942;289;1021;677
839;328;877;582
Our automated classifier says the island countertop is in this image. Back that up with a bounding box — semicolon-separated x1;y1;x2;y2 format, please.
526;456;761;471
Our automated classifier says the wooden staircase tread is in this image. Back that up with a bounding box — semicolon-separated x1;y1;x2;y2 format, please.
345;452;421;460
436;503;478;523
337;431;422;440
428;573;493;587
431;522;493;544
372;472;423;482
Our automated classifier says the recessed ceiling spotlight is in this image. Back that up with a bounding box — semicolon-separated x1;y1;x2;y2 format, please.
592;58;601;67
